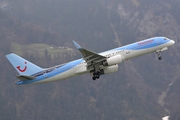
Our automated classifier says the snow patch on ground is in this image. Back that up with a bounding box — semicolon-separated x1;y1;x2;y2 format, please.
162;116;169;120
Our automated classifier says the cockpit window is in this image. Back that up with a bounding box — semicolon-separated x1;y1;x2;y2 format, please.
164;37;168;40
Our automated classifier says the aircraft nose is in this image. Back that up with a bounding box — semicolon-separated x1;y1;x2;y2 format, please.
171;40;175;45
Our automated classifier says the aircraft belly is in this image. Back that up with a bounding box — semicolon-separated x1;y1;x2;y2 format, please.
34;68;77;84
124;43;171;60
75;65;88;75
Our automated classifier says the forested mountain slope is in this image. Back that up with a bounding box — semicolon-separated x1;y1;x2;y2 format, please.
0;0;180;120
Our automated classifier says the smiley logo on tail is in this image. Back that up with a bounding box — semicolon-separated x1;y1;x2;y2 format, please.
16;62;27;72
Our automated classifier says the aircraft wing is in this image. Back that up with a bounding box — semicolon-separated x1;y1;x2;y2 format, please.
73;41;107;70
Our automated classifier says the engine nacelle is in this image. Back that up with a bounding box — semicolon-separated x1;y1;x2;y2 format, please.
101;64;119;75
103;55;123;66
161;47;168;52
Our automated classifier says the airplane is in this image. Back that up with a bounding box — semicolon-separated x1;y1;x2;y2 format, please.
6;37;175;85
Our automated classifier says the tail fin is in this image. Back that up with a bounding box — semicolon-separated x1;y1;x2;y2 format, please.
6;53;44;75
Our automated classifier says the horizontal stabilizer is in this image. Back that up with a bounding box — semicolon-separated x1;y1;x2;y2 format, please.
17;75;35;81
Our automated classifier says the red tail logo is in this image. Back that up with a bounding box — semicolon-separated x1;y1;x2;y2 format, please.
16;62;27;72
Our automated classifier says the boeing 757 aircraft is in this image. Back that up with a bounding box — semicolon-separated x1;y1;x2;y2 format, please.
6;37;175;85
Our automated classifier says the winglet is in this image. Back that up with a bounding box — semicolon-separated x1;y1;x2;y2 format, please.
73;40;82;49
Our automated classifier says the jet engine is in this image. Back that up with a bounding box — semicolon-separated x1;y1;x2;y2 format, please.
101;64;119;75
103;55;123;66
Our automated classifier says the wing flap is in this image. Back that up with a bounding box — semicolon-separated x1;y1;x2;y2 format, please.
17;75;35;81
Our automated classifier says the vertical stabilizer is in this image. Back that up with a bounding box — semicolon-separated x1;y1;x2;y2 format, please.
6;53;44;75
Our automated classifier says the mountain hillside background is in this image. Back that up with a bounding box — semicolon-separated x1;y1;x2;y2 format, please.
0;0;180;120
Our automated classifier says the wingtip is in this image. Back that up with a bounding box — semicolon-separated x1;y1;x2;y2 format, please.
72;40;82;49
